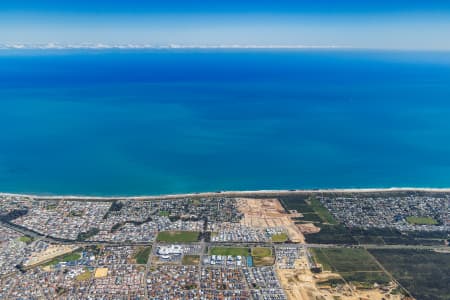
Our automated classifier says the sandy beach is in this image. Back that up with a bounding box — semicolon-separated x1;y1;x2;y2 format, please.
2;187;450;201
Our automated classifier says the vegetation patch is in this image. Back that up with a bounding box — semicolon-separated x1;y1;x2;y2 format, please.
210;247;249;257
76;269;92;281
280;194;337;224
77;227;100;241
311;248;390;286
103;200;124;219
110;222;124;233
45;204;58;210
349;227;446;246
271;233;288;243
294;213;323;223
44;251;81;266
251;247;272;257
406;216;438;225
370;249;450;300
156;231;200;243
69;210;83;217
158;211;170;217
19;236;33;244
134;246;152;264
308;197;337;224
316;278;346;287
282;194;445;246
310;248;332;271
182;255;200;265
252;247;274;266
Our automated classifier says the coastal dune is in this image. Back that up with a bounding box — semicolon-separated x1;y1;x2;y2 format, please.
2;187;450;201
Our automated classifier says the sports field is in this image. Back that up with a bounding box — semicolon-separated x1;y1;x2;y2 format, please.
210;247;249;256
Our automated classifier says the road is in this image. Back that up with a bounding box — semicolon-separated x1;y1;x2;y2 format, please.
2;219;448;252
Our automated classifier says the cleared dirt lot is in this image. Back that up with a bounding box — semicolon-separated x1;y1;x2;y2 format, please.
237;198;305;243
24;245;78;267
276;256;404;300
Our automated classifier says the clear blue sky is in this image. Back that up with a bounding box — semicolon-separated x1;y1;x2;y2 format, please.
2;0;450;49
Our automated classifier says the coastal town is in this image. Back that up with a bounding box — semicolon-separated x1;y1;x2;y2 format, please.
0;189;449;300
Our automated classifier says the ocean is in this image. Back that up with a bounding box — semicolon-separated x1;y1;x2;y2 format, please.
0;49;450;195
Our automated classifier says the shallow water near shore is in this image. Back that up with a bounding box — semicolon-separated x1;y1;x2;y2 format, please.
1;50;450;195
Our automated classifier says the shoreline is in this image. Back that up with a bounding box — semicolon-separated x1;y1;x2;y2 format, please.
2;187;450;201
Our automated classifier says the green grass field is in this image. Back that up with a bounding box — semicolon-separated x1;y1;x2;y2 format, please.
252;247;274;266
182;255;200;265
210;247;249;256
134;246;152;264
75;269;92;281
18;236;33;244
44;251;81;266
271;233;288;242
251;247;272;257
308;198;337;224
158;211;170;217
280;195;337;225
156;231;200;243
311;248;390;286
406;216;438;225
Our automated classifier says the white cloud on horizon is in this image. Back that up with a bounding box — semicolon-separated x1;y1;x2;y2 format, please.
0;42;351;50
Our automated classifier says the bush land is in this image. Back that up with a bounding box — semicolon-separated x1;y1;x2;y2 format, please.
134;246;152;264
370;249;450;300
311;248;390;286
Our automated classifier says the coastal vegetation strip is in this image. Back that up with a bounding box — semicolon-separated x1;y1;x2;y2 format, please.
5;187;450;202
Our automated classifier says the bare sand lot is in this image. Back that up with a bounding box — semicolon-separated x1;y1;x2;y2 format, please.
236;198;305;243
296;223;321;235
276;256;404;300
24;244;78;267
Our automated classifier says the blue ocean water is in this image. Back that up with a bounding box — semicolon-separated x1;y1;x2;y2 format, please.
0;49;450;196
